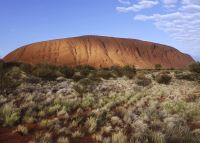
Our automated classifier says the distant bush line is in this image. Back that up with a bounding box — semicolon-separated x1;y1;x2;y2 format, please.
1;60;200;93
0;60;137;93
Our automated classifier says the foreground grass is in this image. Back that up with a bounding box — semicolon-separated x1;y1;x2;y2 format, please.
0;62;200;143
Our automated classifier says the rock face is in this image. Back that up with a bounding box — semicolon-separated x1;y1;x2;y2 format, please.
4;35;194;69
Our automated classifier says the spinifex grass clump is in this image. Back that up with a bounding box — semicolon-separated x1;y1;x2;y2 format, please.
0;103;20;126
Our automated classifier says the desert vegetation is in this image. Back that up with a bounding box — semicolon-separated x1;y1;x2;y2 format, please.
0;61;200;143
189;62;200;74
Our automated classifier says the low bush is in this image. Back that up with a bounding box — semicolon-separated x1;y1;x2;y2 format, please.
0;62;21;93
175;72;197;81
59;66;74;78
7;66;21;79
110;66;123;77
19;63;34;74
1;61;21;69
75;65;95;76
77;78;100;92
189;62;200;73
121;65;136;79
96;70;114;79
78;78;97;86
136;73;152;86
32;64;62;80
155;74;172;84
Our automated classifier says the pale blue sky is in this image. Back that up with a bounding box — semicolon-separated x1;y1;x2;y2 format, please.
0;0;199;60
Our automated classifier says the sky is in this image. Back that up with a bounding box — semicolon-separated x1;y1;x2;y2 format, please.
0;0;200;61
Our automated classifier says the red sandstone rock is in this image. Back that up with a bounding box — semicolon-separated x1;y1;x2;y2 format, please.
3;35;194;69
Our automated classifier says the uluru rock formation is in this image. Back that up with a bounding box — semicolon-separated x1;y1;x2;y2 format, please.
3;35;194;69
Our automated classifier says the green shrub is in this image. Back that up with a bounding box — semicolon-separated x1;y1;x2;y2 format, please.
74;78;99;94
78;78;94;86
7;66;21;79
0;76;21;93
155;74;172;84
110;66;123;77
59;66;74;78
121;65;136;79
75;65;95;76
0;63;21;93
1;61;21;69
73;84;86;95
19;63;34;74
32;64;62;80
136;73;152;86
96;70;114;79
189;62;200;73
175;72;197;81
